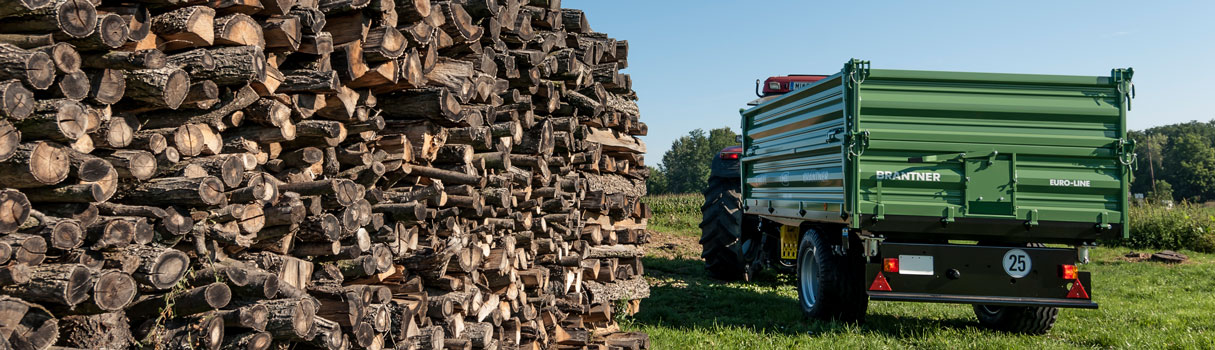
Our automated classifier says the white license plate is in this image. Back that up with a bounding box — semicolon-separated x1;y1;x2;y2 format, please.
789;82;815;90
899;255;934;276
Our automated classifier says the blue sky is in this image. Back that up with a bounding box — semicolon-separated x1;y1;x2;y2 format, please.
563;0;1215;161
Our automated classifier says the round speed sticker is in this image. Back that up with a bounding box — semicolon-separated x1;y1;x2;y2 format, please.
1002;249;1032;279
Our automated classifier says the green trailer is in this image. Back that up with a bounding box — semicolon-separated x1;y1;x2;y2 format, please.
704;59;1133;334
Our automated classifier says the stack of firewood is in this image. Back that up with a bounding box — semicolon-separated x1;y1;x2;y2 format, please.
0;0;652;348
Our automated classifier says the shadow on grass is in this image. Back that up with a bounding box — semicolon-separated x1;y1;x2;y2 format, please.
634;256;982;338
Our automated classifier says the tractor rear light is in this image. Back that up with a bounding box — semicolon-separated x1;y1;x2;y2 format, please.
1059;264;1078;280
720;152;740;160
883;258;899;273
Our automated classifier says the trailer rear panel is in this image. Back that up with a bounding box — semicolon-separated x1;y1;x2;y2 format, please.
741;60;1133;244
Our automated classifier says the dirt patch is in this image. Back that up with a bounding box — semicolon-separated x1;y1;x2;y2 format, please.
1120;250;1190;264
643;229;700;260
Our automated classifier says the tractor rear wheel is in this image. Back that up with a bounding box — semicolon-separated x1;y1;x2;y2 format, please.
699;177;747;281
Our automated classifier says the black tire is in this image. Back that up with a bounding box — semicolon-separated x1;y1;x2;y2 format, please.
796;228;868;322
973;242;1058;334
699;177;746;281
973;305;1058;334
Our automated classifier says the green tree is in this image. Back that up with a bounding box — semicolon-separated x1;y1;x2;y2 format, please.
1140;133;1168;193
1131;121;1215;200
646;166;669;194
1169;133;1215;201
1150;180;1173;203
658;127;739;194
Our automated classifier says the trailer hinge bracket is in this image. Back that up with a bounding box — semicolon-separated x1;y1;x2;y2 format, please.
942;207;957;225
1113;67;1135;111
846;59;871;88
845;131;870;160
835;228;851;256
1117;138;1137;170
860;234;884;259
1026;209;1039;228
1096;212;1112;231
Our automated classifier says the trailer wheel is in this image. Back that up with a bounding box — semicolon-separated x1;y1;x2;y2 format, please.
699;177;747;280
973;242;1058;334
973;305;1058;334
796;229;867;322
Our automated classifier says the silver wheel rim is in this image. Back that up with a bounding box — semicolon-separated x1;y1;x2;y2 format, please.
799;247;819;309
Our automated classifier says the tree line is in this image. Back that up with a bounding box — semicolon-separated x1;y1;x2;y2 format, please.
1130;120;1215;202
646;127;738;194
648;121;1215;202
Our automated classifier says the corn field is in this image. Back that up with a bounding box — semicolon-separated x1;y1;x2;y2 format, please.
642;194;702;233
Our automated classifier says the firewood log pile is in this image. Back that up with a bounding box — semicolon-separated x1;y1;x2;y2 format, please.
0;0;653;348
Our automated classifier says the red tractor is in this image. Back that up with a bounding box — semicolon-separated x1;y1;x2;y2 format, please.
700;75;828;281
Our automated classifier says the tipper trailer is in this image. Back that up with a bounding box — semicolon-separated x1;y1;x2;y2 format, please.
700;60;1134;333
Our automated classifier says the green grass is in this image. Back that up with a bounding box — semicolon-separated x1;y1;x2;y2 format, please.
627;194;1215;349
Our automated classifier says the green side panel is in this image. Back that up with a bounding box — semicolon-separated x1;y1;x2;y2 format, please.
740;74;849;224
742;61;1133;240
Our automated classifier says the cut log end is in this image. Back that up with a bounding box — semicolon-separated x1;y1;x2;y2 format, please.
92;270;137;311
29;142;72;186
162;68;192;109
149;248;190;289
66;264;94;306
97;13;131;49
25;51;56;90
198;176;227;205
49;220;83;250
0;82;35;120
0;190;30;233
55;0;100;39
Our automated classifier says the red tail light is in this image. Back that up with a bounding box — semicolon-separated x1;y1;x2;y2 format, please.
1059;264;1078;280
883;258;899;273
720;152;740;160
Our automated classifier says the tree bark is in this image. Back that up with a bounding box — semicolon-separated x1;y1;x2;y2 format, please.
263;16;301;52
261;298;316;342
151;5;215;50
140;84;259;130
1;263;92;307
57;312;135;350
0;43;55;90
220;331;272;350
123;66;191;110
87;68;126;105
213;13;264;47
188;46;267;87
0;0;98;39
122;175;227;206
59;13;129;51
81;49;166;70
0;142;70;188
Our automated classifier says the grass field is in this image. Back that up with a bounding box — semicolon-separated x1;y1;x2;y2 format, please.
624;195;1215;349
